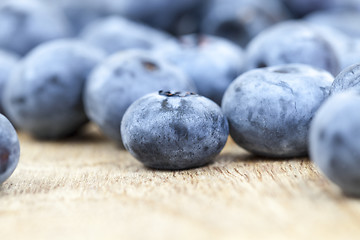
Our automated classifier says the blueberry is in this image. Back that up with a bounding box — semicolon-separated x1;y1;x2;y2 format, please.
308;24;360;71
306;9;360;38
43;0;109;35
336;39;360;71
80;16;173;55
201;0;289;47
0;0;71;55
280;0;332;17
281;0;360;18
331;64;360;94
84;50;196;146
222;64;333;158
309;90;360;196
121;91;229;170
154;34;244;105
109;0;206;35
166;0;208;35
0;114;20;184
2;39;105;139
245;21;340;76
0;50;19;114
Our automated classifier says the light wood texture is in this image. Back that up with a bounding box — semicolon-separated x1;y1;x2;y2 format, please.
1;125;360;240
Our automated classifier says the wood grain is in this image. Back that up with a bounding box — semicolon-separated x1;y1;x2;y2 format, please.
1;124;359;240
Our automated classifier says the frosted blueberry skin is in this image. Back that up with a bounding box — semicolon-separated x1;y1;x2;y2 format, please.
84;50;196;146
309;90;360;196
154;34;244;105
331;64;360;94
222;64;333;158
201;0;289;47
80;16;173;55
0;50;19;114
245;21;340;76
0;0;71;55
121;91;229;170
2;40;105;139
0;114;20;184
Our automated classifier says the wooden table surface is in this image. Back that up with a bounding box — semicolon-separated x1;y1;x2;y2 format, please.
1;124;359;240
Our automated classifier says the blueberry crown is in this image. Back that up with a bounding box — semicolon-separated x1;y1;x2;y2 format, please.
158;90;197;97
142;60;158;71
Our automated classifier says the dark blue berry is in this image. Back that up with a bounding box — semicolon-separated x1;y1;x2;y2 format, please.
84;50;196;146
309;89;360;196
201;0;289;47
154;34;244;105
222;64;333;158
0;114;20;184
110;0;206;35
2;39;105;139
121;91;229;170
80;16;173;55
0;50;19;114
306;9;360;38
245;21;340;75
308;24;360;71
0;0;71;55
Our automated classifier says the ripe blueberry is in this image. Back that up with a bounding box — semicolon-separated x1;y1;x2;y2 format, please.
84;50;196;146
0;114;20;184
2;39;105;139
245;21;340;75
222;64;333;158
309;89;360;196
201;0;289;47
121;91;229;170
110;0;206;35
80;16;173;55
154;34;244;105
0;0;71;55
306;9;360;38
308;24;360;71
0;50;19;114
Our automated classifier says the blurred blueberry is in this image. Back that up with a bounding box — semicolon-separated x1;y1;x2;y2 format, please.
309;89;360;196
0;0;71;55
108;0;206;35
306;10;360;38
280;0;332;17
80;16;173;55
0;114;20;184
280;0;360;18
336;39;360;71
2;39;105;139
331;64;360;94
222;64;333;158
245;21;340;75
154;34;244;105
51;0;117;35
40;0;111;35
0;50;19;114
201;0;290;47
121;91;229;170
307;24;360;71
84;50;196;146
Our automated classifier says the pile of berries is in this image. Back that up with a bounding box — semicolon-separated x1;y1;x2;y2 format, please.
0;0;360;197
